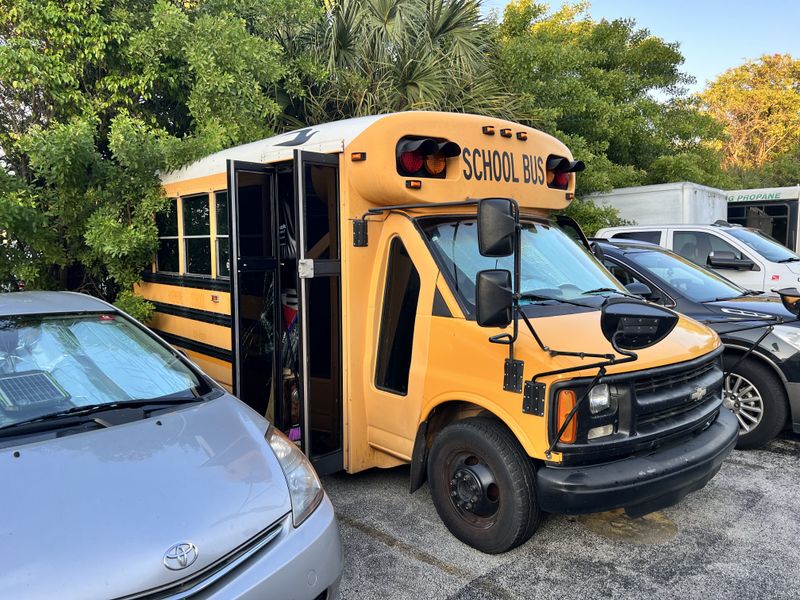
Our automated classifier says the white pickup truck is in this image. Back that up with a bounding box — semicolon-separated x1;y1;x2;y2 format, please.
596;222;800;294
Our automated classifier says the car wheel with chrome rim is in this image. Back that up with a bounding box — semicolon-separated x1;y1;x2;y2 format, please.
723;356;788;449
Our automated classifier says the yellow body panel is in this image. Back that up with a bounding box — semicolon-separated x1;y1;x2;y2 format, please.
148;313;231;351
180;348;233;390
135;282;231;316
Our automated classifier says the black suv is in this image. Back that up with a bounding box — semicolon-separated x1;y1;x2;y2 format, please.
596;238;800;448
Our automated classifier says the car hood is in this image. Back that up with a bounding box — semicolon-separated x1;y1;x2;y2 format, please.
780;260;800;276
703;295;793;321
0;395;291;600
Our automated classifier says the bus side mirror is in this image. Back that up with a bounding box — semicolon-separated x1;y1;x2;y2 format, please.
478;199;516;257
476;270;513;328
776;288;800;316
600;300;678;351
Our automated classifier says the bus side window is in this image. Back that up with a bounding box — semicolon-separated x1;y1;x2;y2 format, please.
375;238;420;396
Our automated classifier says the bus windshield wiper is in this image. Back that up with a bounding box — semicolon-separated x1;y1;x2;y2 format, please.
519;292;593;308
0;396;202;435
777;257;800;263
582;287;639;299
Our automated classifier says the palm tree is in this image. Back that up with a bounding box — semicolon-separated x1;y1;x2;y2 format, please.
282;0;526;125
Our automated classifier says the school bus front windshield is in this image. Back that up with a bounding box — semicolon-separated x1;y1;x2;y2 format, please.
421;217;625;312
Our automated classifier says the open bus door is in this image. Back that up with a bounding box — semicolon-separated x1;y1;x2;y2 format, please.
227;161;279;419
227;155;343;476
293;150;343;475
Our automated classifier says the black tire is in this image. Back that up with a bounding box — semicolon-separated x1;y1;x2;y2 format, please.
427;417;540;553
724;355;788;450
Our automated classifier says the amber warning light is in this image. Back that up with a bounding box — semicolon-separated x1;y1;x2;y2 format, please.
396;137;461;179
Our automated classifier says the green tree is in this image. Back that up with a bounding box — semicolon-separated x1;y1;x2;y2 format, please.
700;54;800;170
283;0;526;124
495;0;726;196
0;0;309;317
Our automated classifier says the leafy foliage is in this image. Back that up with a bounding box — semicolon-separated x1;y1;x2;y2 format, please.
494;1;726;196
700;54;800;170
0;0;311;306
283;0;526;124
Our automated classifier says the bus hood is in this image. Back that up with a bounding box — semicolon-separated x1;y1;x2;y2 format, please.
524;308;720;377
0;395;291;600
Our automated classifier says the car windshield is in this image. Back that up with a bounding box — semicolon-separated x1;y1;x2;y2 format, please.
726;228;799;263
422;218;624;311
0;313;203;428
627;249;747;303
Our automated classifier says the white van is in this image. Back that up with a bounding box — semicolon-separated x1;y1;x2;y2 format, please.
596;222;800;294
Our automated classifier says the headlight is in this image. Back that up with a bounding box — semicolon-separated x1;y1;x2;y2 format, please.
772;325;800;351
589;384;615;414
266;426;323;527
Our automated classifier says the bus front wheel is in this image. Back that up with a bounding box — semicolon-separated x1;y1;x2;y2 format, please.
427;417;540;553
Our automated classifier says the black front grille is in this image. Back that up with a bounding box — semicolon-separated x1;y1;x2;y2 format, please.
551;349;725;465
633;354;722;427
634;360;716;395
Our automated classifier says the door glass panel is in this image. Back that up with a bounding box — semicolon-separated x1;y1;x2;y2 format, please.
237;271;276;416
237;171;273;258
674;231;744;266
307;275;341;455
303;164;339;259
375;238;420;395
612;231;661;244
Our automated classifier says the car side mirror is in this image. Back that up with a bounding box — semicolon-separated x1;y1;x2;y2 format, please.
776;287;800;316
600;299;678;351
708;251;754;270
476;270;513;328
625;281;653;300
477;199;516;257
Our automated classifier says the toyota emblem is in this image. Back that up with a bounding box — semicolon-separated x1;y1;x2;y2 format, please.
163;542;199;571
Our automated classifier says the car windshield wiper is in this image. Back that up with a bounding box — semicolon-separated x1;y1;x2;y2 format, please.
777;257;800;263
0;396;202;435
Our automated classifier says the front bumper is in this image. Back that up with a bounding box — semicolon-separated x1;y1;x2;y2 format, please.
536;409;738;518
199;495;342;600
785;381;800;433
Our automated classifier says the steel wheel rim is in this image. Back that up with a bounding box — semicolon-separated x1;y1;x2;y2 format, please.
444;451;500;528
723;373;764;434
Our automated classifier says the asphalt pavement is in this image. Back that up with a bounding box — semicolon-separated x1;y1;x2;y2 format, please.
322;432;800;600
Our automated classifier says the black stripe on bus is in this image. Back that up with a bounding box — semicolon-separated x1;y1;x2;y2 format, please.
153;330;233;362
152;302;231;327
141;272;231;292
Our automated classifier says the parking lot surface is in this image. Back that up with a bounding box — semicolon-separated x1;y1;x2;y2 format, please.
323;433;800;600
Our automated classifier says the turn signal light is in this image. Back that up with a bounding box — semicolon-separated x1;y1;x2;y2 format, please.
556;389;577;444
424;153;447;176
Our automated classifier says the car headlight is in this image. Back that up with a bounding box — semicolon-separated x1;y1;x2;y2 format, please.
589;384;615;414
266;426;323;527
772;325;800;351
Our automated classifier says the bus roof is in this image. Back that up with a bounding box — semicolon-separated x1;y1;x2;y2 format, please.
161;112;578;211
160;115;384;185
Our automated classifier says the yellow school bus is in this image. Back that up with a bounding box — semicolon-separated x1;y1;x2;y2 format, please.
138;111;739;553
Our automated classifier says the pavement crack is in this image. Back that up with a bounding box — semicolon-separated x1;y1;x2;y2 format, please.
337;513;473;577
337;513;514;599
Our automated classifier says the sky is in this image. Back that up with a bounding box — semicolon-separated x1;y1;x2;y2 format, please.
482;0;800;94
